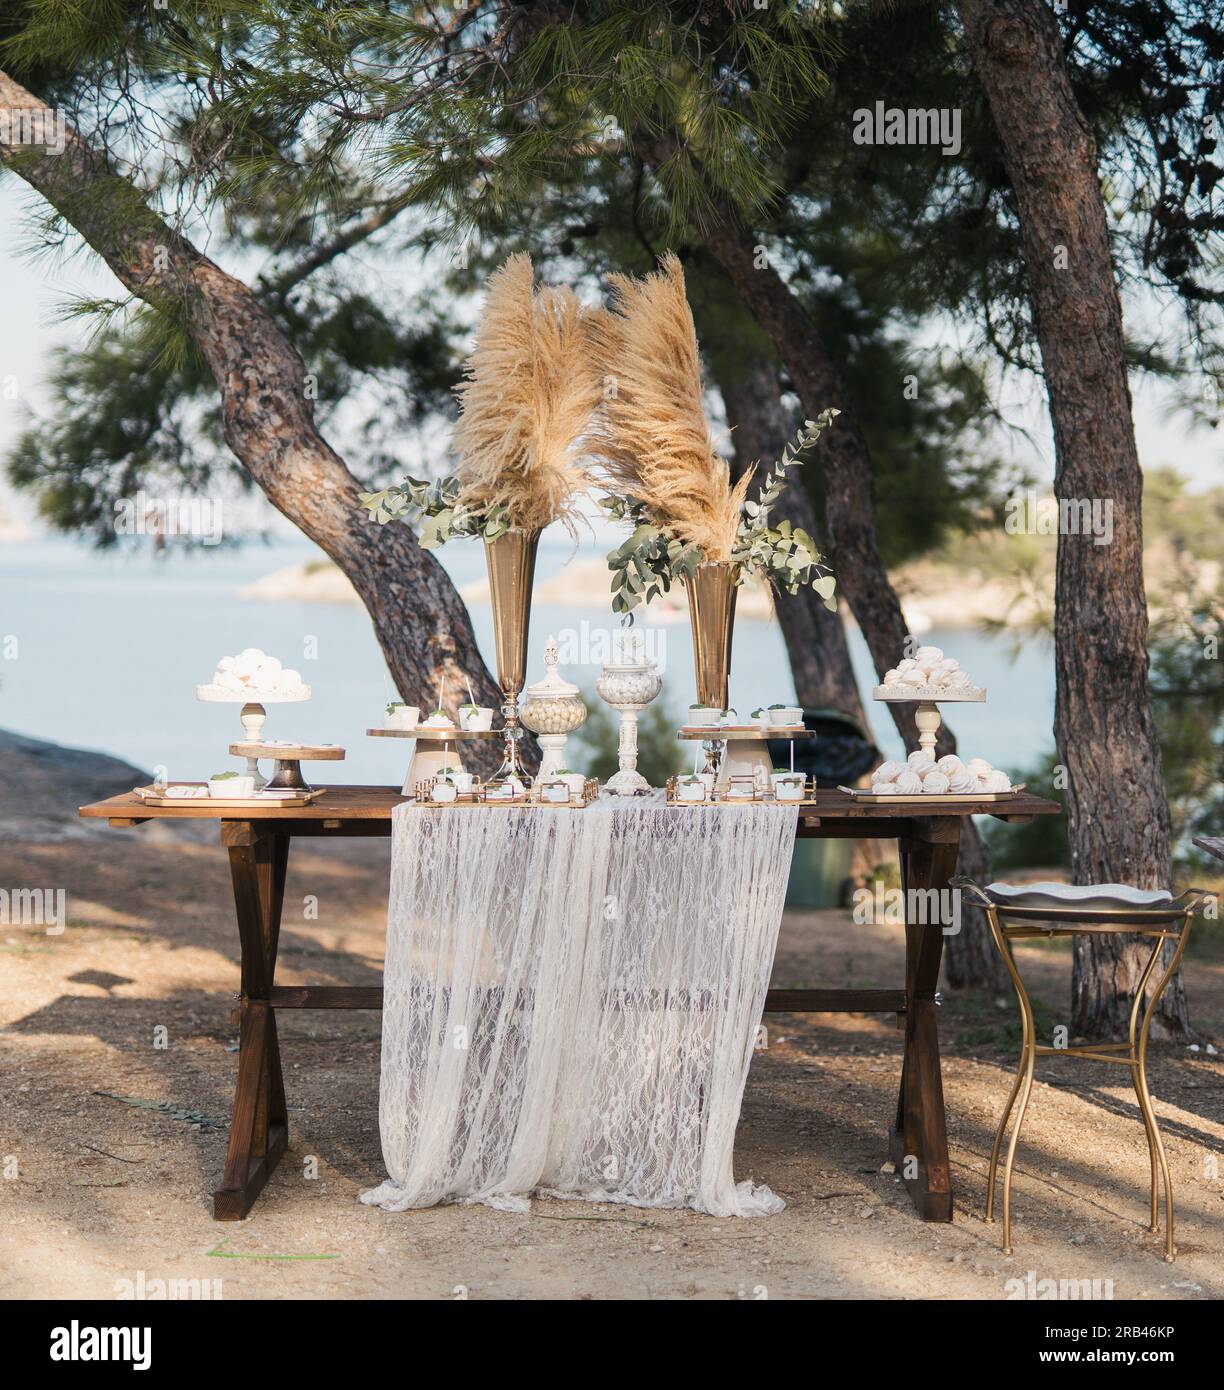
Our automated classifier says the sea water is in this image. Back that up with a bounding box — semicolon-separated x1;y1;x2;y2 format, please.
0;535;1053;784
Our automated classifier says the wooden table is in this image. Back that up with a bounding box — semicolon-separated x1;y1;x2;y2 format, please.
79;785;1059;1222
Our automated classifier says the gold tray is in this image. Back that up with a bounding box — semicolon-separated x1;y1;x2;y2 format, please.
134;783;321;809
665;774;815;806
411;776;600;807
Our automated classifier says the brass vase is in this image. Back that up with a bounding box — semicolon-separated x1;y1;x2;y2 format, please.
684;561;739;710
485;527;540;775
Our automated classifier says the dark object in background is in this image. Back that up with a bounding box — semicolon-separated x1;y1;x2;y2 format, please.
768;707;878;787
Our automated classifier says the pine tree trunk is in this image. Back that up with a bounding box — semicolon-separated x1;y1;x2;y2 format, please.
716;360;868;724
956;0;1187;1038
0;70;517;780
697;215;1002;991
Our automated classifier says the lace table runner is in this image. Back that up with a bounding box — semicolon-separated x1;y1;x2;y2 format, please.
360;795;798;1217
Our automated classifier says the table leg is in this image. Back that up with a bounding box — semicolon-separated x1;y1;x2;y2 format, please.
889;820;960;1221
214;825;290;1220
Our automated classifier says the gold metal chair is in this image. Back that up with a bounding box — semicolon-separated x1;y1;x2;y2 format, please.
953;878;1210;1262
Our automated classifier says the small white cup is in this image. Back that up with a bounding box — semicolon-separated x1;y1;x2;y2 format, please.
687;706;720;726
385;705;420;730
769;706;803;726
209;775;256;798
678;779;707;802
459;705;494;731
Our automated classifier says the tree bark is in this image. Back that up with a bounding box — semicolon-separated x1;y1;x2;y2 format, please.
695;202;1001;991
716;359;868;725
956;0;1186;1037
0;70;514;779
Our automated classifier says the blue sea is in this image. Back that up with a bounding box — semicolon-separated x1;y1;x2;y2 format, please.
0;534;1055;784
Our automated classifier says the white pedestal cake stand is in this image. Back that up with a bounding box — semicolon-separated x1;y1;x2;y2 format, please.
367;727;502;795
872;686;986;757
196;685;311;789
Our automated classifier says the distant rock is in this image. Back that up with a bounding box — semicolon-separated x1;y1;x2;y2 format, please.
237;561;360;605
0;729;150;841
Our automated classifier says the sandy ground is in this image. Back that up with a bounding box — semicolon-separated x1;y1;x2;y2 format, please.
2;822;1221;1301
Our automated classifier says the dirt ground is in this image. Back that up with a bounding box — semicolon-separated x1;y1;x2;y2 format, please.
2;821;1221;1301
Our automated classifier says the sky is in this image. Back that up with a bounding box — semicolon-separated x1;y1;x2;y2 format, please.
0;184;1218;541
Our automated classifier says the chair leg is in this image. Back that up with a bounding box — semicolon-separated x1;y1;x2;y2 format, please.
1127;937;1165;1236
987;999;1029;1223
986;909;1037;1254
1134;928;1190;1263
1000;1017;1037;1256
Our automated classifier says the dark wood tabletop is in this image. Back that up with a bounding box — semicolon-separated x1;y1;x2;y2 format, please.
80;783;1061;827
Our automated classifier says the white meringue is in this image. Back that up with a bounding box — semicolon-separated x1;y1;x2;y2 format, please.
914;645;944;663
872;781;900;795
936;754;963;774
948;770;978;794
944;668;972;689
883;669;902;685
921;770;950;794
874;760;905;783
898;667;927;686
894;769;923;795
907;750;936;770
966;757;993;775
982;770;1012;792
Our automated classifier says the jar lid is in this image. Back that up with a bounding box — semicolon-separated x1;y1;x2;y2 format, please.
523;636;580;699
600;630;657;673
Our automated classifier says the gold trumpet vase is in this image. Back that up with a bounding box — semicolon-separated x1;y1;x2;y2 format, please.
683;561;739;779
684;561;739;709
485;527;541;778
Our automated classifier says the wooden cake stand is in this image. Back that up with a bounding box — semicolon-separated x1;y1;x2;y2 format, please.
228;742;345;792
367;726;501;794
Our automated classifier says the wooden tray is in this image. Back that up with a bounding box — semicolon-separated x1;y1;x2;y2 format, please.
871;687;986;703
134;783;320;809
366;726;501;740
838;783;1026;804
677;726;814;738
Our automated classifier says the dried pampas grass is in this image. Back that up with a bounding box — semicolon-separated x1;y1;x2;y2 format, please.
453;252;600;536
589;253;749;560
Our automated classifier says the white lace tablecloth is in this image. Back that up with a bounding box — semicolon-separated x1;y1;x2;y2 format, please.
360;794;798;1217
